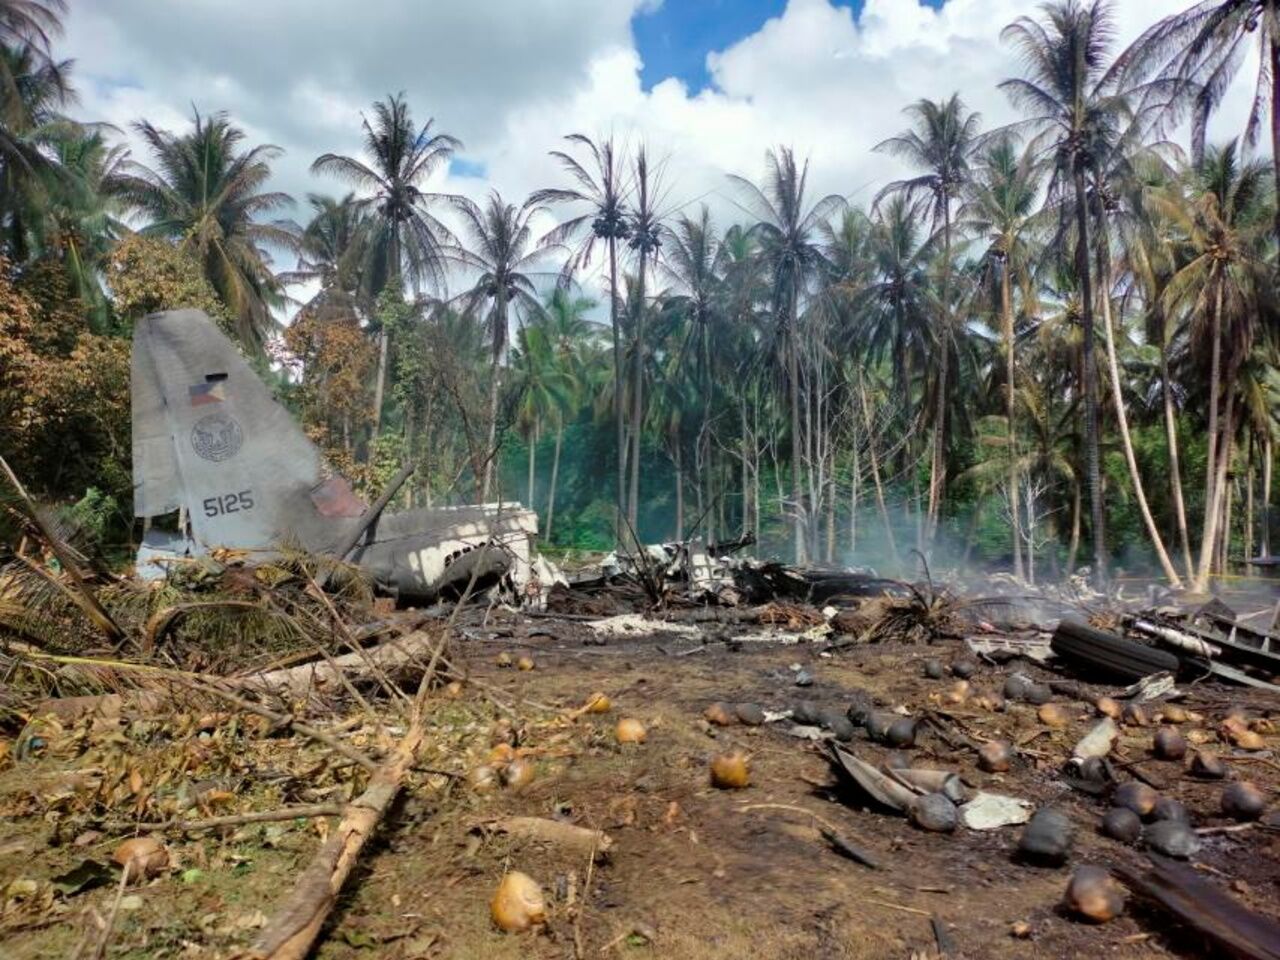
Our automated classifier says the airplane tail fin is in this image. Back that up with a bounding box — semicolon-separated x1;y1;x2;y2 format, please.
131;309;366;554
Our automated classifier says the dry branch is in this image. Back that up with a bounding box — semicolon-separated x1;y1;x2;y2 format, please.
244;631;449;960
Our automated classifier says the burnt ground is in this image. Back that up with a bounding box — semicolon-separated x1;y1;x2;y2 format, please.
1;608;1279;959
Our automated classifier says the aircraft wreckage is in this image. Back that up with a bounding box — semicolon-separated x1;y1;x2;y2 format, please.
130;308;540;601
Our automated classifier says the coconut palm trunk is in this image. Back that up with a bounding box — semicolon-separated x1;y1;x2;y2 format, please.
481;284;507;502
1272;38;1280;242
1096;221;1182;586
1073;164;1106;580
858;374;898;569
674;440;684;540
1001;258;1023;579
788;284;805;563
1160;318;1194;579
1264;435;1273;558
1194;284;1226;590
926;204;952;543
527;419;538;507
628;246;646;533
545;419;563;542
610;238;626;535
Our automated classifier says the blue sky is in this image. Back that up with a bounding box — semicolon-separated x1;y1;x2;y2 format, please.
632;0;946;91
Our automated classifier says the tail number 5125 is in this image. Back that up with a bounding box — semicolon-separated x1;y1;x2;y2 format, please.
203;490;254;517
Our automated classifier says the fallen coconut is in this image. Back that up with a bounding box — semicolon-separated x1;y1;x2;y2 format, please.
1024;683;1052;706
583;692;612;714
1113;782;1159;819
1221;782;1266;821
495;652;514;668
710;752;750;789
490;871;547;932
885;718;917;749
820;709;856;742
978;740;1012;773
951;660;977;680
1153;728;1187;761
1077;757;1109;785
1122;703;1149;727
1143;820;1200;860
1101;807;1141;844
943;681;971;705
864;711;895;742
1152;796;1189;823
516;655;535;672
443;680;465;700
1004;675;1033;702
704;702;737;727
503;758;536;790
113;837;168;882
792;701;822;726
923;659;945;680
1064;865;1125;924
910;793;958;833
1159;704;1188;724
1019;808;1074;864
1094;696;1122;720
1229;728;1266;751
1190;751;1227;779
616;718;647;744
735;703;765;726
1038;703;1070;728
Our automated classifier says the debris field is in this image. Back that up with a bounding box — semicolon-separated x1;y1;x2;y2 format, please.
1;551;1279;960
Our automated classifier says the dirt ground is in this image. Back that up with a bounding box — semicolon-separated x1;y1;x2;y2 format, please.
2;607;1279;959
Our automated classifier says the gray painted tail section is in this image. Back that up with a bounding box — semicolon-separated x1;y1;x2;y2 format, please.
131;309;362;554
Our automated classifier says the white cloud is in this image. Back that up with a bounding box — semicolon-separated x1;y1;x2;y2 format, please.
64;0;1260;299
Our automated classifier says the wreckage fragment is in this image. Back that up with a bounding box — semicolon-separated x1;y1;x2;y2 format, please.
1115;859;1280;960
1051;620;1179;682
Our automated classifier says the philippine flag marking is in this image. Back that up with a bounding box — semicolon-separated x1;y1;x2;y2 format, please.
188;381;226;406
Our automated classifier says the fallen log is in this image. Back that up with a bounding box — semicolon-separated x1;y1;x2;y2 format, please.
237;629;439;701
25;630;442;724
245;632;447;960
1114;858;1280;960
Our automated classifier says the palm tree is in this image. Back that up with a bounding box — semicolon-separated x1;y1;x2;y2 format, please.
1118;0;1280;237
311;94;460;433
511;319;573;511
111;109;297;352
530;134;630;533
958;136;1045;578
41;127;128;328
875;94;982;542
0;0;64;103
999;0;1135;580
0;43;72;260
282;193;371;301
1157;140;1274;589
729;147;844;562
660;205;722;541
624;146;665;532
539;287;598;540
444;191;553;501
1122;167;1197;576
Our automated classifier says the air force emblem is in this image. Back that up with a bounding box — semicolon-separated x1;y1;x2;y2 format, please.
191;413;243;462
